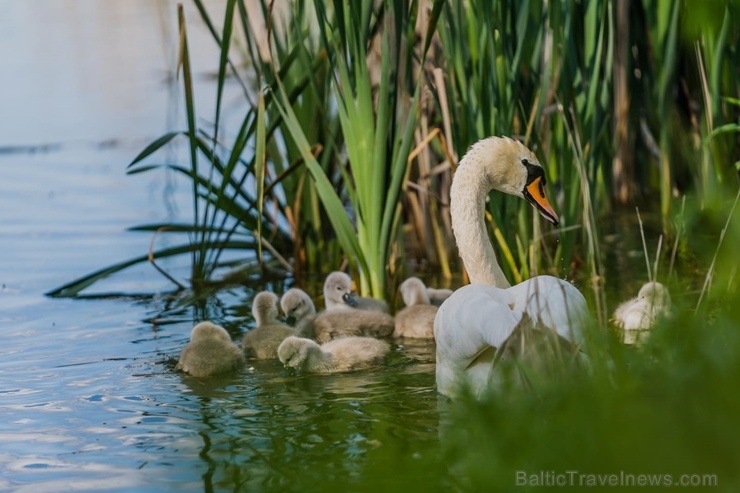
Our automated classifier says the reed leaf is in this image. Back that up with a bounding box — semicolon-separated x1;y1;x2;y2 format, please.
45;240;256;298
271;75;369;278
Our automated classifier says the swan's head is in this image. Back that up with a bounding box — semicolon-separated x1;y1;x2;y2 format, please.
280;288;317;323
638;281;671;308
252;291;280;326
277;336;318;369
465;136;559;226
190;321;231;343
323;271;353;306
399;277;430;306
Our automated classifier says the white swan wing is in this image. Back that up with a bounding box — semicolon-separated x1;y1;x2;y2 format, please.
506;275;588;344
434;284;524;397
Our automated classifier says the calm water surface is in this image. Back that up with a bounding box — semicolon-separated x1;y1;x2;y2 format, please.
0;2;448;491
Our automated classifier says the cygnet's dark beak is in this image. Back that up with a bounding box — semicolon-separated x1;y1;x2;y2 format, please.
523;176;559;226
342;292;359;307
285;315;297;326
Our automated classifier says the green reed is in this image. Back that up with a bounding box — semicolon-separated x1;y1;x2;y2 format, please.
49;0;740;302
274;0;444;298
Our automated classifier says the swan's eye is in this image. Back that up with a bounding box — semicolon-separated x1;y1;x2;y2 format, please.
522;159;546;186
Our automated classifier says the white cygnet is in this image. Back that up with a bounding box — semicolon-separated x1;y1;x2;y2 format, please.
613;281;672;345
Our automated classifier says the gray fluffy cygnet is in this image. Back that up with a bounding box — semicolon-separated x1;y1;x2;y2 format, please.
393;277;437;339
277;335;390;373
323;271;389;313
176;322;244;377
242;291;296;359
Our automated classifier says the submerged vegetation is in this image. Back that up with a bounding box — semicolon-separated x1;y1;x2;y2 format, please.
43;0;740;490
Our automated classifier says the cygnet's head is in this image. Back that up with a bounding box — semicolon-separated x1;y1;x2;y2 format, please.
460;136;558;226
638;281;671;308
399;277;430;306
280;288;316;322
252;291;280;326
190;321;231;342
323;271;353;306
277;336;319;369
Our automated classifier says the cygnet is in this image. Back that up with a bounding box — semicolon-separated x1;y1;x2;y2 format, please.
176;322;245;377
277;335;390;373
242;291;296;359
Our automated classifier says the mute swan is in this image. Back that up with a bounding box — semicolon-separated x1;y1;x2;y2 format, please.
324;271;389;313
280;288;317;338
434;136;589;398
613;281;671;345
277;335;390;373
242;291;296;359
393;277;437;339
176;322;244;377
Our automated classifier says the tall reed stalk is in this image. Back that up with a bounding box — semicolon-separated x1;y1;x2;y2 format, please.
273;0;444;298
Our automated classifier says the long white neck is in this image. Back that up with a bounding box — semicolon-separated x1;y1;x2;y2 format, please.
450;148;512;288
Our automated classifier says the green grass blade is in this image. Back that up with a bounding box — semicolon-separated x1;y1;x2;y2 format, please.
128;132;181;168
45;240;257;298
213;0;236;145
255;90;267;265
271;78;369;278
177;5;204;280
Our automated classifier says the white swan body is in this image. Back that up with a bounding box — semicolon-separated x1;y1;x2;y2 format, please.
323;271;389;313
242;291;296;359
434;136;588;398
613;281;671;344
176;322;244;377
393;277;437;338
277;335;390;373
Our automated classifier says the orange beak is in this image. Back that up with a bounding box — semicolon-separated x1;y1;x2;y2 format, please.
524;177;559;226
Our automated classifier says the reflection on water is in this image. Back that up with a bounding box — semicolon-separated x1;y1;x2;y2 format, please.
169;339;443;491
1;277;448;492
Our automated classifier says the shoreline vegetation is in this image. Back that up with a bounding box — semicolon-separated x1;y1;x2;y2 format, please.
48;1;738;312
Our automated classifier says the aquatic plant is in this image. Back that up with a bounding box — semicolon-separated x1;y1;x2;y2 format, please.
48;0;739;305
